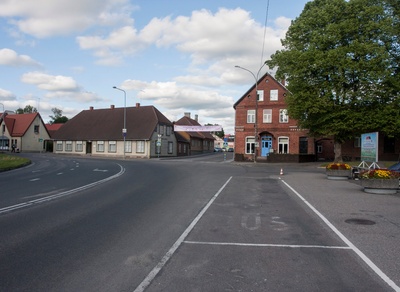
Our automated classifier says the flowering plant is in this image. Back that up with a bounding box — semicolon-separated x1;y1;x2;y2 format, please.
360;169;400;180
326;163;351;170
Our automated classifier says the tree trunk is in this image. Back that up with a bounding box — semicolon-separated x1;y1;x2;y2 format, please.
333;140;343;163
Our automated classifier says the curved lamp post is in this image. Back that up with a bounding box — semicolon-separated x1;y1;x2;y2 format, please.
235;63;267;163
113;86;127;159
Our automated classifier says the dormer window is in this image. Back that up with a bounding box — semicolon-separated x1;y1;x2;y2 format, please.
34;125;39;134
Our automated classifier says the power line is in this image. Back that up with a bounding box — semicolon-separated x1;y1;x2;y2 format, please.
259;0;270;67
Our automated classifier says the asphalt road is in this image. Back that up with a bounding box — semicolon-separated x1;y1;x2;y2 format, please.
0;152;398;291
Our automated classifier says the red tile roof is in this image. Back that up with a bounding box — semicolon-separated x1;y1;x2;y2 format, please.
3;113;47;137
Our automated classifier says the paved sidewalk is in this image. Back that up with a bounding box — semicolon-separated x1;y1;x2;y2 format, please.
280;170;400;290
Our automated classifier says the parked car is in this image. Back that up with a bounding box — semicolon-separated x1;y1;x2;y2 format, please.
214;147;222;152
228;147;234;152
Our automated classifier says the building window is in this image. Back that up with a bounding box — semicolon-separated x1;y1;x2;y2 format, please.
97;141;104;152
354;137;361;148
34;125;39;134
278;137;289;154
65;141;72;152
384;136;395;153
245;137;255;154
125;141;132;153
108;141;116;153
56;141;63;151
168;141;173;154
263;109;272;123
257;90;264;101
76;141;83;152
270;89;278;101
279;109;289;123
317;145;322;153
299;137;308;154
247;110;255;123
136;141;145;153
166;126;171;136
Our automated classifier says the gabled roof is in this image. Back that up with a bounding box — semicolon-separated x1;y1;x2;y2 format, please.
45;123;64;138
175;116;215;140
2;113;49;137
53;105;173;141
233;72;289;109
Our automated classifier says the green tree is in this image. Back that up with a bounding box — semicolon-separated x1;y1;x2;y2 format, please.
49;107;69;124
15;105;37;114
267;0;400;162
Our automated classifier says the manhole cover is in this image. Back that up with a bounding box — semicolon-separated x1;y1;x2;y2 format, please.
345;218;376;225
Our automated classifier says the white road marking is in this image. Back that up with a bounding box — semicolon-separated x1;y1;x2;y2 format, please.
57;172;63;175
93;168;108;172
0;164;125;215
281;178;400;292
241;214;261;230
183;241;351;249
133;177;233;292
30;178;40;182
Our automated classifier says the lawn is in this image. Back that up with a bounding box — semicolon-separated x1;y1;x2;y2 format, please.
0;153;31;171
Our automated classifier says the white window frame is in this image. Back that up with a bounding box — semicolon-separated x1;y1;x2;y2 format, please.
125;141;132;153
257;90;264;101
56;141;63;151
97;141;105;152
245;136;255;154
65;141;72;152
263;109;272;123
75;141;83;152
108;141;116;153
270;89;278;101
168;141;173;154
247;110;255;123
278;136;289;154
136;141;145;153
279;109;289;123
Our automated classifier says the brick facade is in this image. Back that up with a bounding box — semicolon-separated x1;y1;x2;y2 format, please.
234;73;315;162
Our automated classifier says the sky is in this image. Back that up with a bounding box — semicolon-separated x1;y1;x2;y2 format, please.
0;0;310;134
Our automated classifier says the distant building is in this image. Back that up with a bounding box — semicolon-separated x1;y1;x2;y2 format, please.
174;113;215;155
53;104;176;158
0;112;50;152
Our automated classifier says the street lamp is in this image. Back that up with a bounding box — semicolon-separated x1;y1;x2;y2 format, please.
113;86;127;159
235;62;267;163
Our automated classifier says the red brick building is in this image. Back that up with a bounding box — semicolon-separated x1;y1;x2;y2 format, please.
233;72;315;162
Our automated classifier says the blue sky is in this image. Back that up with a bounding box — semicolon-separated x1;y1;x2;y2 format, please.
0;0;310;134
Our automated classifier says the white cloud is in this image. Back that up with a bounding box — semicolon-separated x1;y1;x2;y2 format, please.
0;88;17;101
0;48;42;67
0;0;133;38
20;72;102;103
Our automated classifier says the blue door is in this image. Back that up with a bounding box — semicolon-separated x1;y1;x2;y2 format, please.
261;136;272;157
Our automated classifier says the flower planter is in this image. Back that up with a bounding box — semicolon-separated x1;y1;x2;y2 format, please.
326;169;351;180
361;179;399;195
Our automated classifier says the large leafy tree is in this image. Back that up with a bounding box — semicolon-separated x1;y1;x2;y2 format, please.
267;0;400;162
49;107;69;124
15;105;37;114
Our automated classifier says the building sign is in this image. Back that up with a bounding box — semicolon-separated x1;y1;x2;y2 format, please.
174;125;222;132
361;132;378;162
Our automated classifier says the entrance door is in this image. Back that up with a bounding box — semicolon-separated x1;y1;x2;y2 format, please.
86;142;92;154
261;136;272;157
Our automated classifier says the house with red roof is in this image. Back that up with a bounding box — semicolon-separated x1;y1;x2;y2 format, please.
0;112;51;152
52;104;177;158
174;113;215;155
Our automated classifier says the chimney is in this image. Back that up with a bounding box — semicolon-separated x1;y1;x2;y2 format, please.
89;106;94;110
136;103;140;108
184;112;191;118
110;105;115;109
195;114;198;122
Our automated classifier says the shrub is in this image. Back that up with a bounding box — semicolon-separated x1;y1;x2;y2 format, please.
360;169;400;179
326;163;351;170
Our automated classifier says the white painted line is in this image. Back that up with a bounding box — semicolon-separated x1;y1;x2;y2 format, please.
281;179;400;292
29;178;40;182
0;164;125;215
133;176;233;292
183;241;351;249
57;173;63;175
